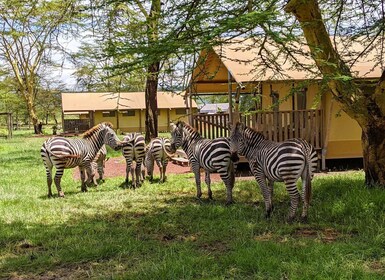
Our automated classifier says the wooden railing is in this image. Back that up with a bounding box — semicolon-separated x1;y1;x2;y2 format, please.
192;109;324;150
192;113;230;139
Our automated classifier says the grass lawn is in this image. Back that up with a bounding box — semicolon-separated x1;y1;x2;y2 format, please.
0;131;385;279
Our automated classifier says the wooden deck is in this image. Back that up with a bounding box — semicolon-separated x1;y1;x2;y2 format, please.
192;109;324;151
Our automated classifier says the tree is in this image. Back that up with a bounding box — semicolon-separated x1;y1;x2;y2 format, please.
0;0;80;133
91;0;278;141
283;0;385;187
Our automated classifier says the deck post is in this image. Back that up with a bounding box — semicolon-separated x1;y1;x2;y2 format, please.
228;71;233;124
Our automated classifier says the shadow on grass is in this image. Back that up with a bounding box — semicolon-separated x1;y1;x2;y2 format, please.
2;172;385;279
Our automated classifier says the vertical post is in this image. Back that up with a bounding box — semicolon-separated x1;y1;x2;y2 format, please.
61;110;65;133
228;71;233;124
139;109;142;133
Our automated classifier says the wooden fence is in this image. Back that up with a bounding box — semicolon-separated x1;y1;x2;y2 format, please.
192;109;324;151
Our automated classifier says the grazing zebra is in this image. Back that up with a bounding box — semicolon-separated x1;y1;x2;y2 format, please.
89;144;108;185
145;137;173;183
229;122;318;222
122;132;146;188
41;122;127;197
170;121;236;204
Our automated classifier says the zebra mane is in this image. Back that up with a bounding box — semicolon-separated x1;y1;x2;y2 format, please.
244;125;266;140
82;122;113;139
176;121;201;136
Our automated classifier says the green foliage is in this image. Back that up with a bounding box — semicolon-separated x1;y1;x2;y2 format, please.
1;133;385;279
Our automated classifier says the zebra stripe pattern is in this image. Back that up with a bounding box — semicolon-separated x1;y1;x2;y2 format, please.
170;121;236;204
145;137;172;183
41;122;126;197
122;132;145;188
89;144;108;185
230;122;318;222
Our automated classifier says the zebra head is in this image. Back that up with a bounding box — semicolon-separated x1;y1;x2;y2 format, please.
229;122;246;157
169;122;184;152
102;123;127;150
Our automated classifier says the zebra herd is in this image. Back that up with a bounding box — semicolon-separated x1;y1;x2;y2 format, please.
41;121;318;222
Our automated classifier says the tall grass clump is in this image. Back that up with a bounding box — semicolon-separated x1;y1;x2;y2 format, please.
0;131;385;279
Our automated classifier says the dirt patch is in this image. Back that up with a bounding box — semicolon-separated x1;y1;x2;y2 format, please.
73;156;227;182
293;227;353;243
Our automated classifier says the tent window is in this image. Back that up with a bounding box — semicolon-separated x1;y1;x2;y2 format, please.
296;87;307;110
176;108;187;115
102;111;116;117
122;110;135;117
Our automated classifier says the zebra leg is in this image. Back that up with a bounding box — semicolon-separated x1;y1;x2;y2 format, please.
54;169;65;197
130;163;136;189
268;180;274;211
125;160;132;187
141;163;146;181
155;160;163;183
220;161;235;205
300;169;311;222
220;173;235;205
43;161;53;198
79;167;88;192
162;160;168;182
135;161;143;187
85;165;94;189
255;176;273;219
284;179;301;223
147;158;154;182
204;171;212;200
191;163;202;201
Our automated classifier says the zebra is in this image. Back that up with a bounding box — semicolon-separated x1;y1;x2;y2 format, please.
144;137;173;183
41;122;127;197
122;132;146;188
170;121;236;205
89;144;108;185
229;122;318;222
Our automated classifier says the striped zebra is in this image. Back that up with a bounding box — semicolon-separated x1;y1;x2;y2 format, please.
144;137;173;183
122;132;146;188
229;122;318;222
89;144;108;185
170;121;236;204
41;122;127;197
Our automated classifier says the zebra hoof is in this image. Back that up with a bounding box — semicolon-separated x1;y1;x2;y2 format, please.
58;192;65;198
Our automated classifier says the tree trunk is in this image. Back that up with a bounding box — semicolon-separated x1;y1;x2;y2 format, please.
362;121;385;187
285;0;385;187
145;62;160;142
25;93;41;134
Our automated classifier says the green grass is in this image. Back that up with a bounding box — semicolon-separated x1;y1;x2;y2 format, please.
1;131;385;279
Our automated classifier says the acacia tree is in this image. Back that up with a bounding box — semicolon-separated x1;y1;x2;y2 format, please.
283;0;385;187
0;0;80;133
91;0;277;141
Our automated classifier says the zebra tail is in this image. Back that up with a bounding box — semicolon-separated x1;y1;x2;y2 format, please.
50;152;81;159
163;143;176;159
304;150;314;205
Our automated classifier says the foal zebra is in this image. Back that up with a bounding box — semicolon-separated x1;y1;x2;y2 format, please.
145;137;173;183
170;121;236;204
41;122;126;197
230;122;318;222
122;132;145;188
